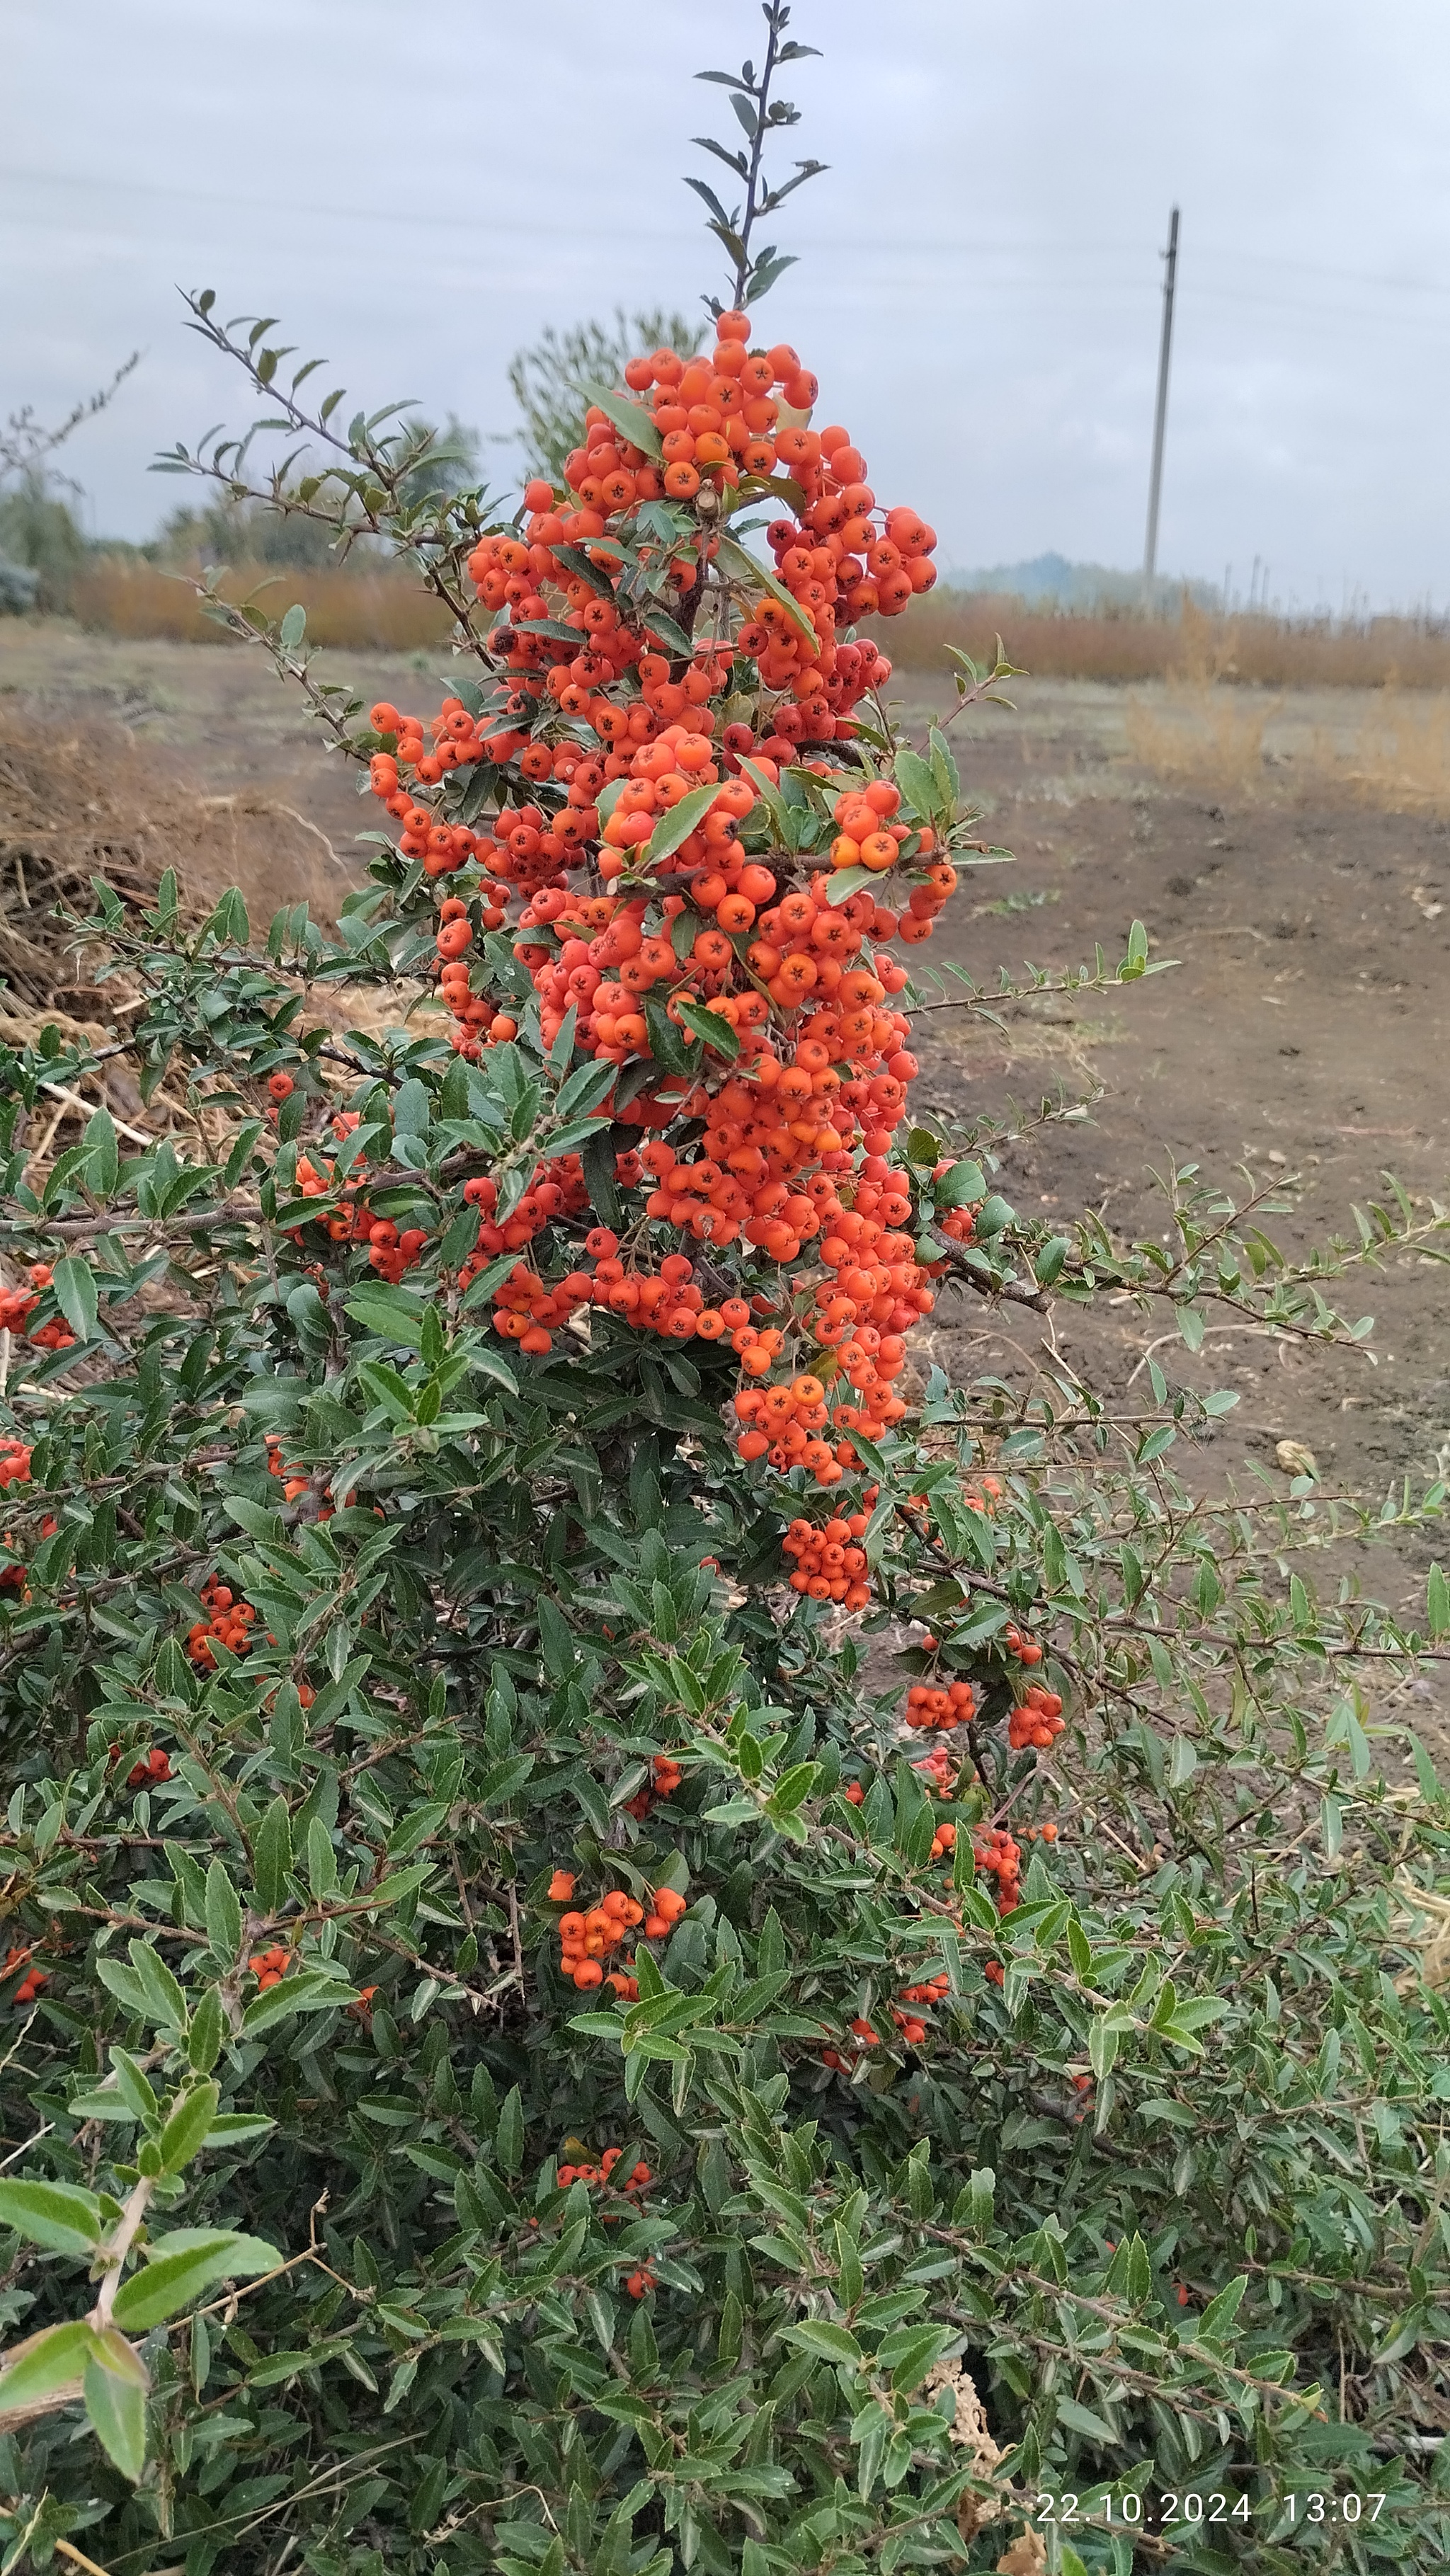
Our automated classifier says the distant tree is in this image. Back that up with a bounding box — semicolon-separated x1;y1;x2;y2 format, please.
152;495;350;571
0;352;138;612
506;307;704;476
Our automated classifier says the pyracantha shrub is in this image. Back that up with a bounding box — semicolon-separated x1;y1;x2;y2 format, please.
1;11;1449;2572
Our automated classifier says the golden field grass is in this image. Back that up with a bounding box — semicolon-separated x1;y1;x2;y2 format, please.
1124;682;1450;814
73;559;453;651
62;559;1450;692
879;593;1450;688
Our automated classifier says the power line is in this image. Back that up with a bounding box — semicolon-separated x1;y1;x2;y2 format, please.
5;159;1450;305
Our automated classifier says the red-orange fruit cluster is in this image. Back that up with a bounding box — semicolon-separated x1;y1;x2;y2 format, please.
903;1679;976;1733
125;1746;171;1791
781;1501;876;1607
554;1882;687;1991
1009;1683;1065;1753
249;1945;291;1991
556;2147;652;2194
285;1118;434;1281
974;1826;1022;1918
624;1753;684;1823
0;1264;74;1352
186;1574;258;1669
0;1439;32;1491
5;1945;48;2007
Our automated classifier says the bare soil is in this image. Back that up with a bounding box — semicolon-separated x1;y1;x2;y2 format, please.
899;675;1450;1765
3;626;1447;1756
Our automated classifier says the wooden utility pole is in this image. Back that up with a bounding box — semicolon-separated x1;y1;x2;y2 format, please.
1142;205;1180;609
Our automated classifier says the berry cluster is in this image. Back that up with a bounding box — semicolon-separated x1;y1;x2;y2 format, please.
555;2147;652;2195
1008;1683;1065;1753
900;1970;952;2013
249;1945;291;1991
974;1826;1022;1918
903;1679;976;1733
937;1200;977;1247
186;1574;258;1669
780;1499;877;1606
823;1970;954;2069
0;1264;74;1352
891;1968;954;2045
0;1439;32;1490
913;1744;960;1796
284;1126;434;1281
5;1945;47;2008
121;1746;171;1791
553;1882;687;1991
624;1753;683;1824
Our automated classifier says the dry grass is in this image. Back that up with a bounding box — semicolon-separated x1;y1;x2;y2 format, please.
882;592;1450;690
1125;682;1450;815
74;559;454;652
0;705;349;1031
0;706;427;1184
68;562;1450;691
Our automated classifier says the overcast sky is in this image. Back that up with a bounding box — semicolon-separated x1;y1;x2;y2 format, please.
8;0;1450;610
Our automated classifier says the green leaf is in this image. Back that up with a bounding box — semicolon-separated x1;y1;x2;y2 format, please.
307;1814;337;1899
767;1761;818;1820
83;1102;119;1195
1197;2273;1248;2343
554;1056;618;1122
50;1254;98;1345
1428;1563;1449;1639
644;783;720;868
887;2324;952;2394
464;1344;520;1395
187;1987;224;2076
241;1969;357;2033
927;726;960;806
205;1860;243;1964
1054;2395;1119;2443
1088;2015;1121;2081
582;383;663;460
893;746;940;822
279;602;307;651
496;2085;525;2177
0;2177;106;2255
821;864;877;905
84;2354;148;2480
641;607;695;659
344;1288;428;1349
127;1939;188;2034
111;2231;280;2331
0;2319;98;2412
782;2320;862;2368
934;1160;986;1211
252;1794;293;1913
674;995;741;1058
159;2079;220;2174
